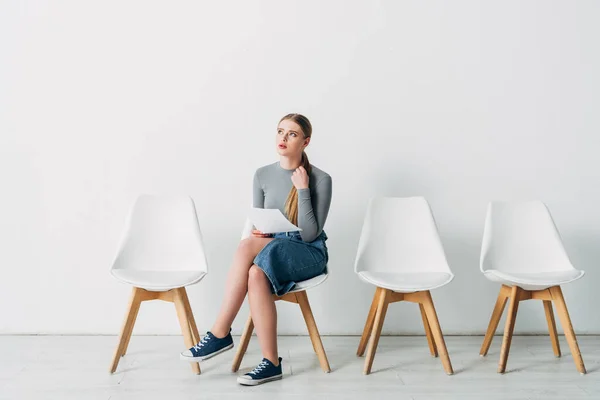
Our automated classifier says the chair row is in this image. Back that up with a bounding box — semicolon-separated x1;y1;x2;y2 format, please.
108;195;586;376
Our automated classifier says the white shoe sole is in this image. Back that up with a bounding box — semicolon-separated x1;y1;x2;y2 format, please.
237;374;282;386
179;343;234;362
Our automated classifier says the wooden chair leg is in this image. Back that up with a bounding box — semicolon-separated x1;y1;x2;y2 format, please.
110;287;143;373
549;286;586;374
357;288;381;357
421;291;453;375
173;289;201;375
179;288;201;345
296;291;331;373
363;288;390;375
120;290;143;358
498;285;520;373
231;314;254;372
480;286;508;356
543;300;561;358
420;303;438;357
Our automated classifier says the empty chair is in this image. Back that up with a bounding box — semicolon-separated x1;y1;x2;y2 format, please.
479;201;586;374
109;195;208;374
354;196;454;375
231;218;331;373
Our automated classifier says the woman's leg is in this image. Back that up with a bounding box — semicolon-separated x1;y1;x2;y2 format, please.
247;265;278;365
211;237;274;338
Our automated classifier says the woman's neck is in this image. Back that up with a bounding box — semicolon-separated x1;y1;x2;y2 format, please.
279;155;302;171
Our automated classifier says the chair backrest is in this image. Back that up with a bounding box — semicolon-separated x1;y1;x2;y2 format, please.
111;195;208;273
480;201;574;274
354;196;451;274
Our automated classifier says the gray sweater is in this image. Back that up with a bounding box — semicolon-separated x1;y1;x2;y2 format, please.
253;162;332;242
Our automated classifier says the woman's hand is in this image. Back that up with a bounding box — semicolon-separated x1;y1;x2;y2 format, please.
252;229;272;238
291;166;309;190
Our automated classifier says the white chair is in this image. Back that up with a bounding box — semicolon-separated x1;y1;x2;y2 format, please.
109;195;208;374
354;196;454;375
231;218;331;373
479;201;586;374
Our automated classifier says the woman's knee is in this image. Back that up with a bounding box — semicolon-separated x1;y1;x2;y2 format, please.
235;238;257;260
237;237;252;251
238;237;273;258
248;265;267;287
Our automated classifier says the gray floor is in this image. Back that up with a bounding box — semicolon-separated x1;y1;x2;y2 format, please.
0;335;598;399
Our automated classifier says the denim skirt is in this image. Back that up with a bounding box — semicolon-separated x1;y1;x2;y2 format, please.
253;230;328;296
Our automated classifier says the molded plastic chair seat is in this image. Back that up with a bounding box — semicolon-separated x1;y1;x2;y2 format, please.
483;269;584;291
357;271;453;293
111;270;207;292
480;201;585;289
289;273;328;292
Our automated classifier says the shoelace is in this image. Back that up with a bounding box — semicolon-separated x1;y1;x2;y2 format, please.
249;360;269;375
192;334;210;351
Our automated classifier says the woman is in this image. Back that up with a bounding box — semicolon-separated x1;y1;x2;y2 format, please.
180;113;332;386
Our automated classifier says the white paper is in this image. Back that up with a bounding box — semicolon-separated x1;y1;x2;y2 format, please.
247;208;301;234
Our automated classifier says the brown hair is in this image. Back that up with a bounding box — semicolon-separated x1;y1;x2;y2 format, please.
280;113;312;225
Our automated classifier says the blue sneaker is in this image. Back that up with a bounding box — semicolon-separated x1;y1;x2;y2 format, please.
179;329;234;361
237;357;283;386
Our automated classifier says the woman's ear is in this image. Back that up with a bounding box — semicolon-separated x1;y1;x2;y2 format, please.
304;136;311;148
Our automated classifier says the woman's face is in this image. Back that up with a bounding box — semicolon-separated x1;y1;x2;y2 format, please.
275;119;310;157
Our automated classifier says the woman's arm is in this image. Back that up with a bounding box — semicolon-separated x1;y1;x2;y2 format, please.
297;175;332;242
251;170;272;237
253;169;264;208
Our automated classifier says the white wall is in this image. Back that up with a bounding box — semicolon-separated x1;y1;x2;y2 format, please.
1;0;599;335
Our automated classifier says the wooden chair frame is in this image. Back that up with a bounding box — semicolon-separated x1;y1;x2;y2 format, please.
357;287;453;375
480;284;585;374
110;287;201;374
